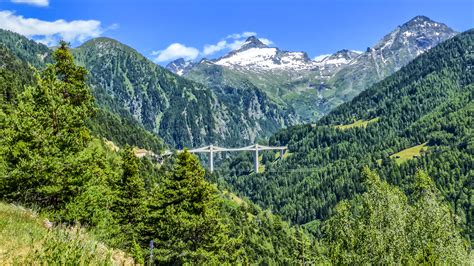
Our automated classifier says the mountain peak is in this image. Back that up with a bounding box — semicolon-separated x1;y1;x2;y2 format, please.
407;15;433;24
371;15;456;52
78;37;134;52
238;36;268;51
80;37;120;47
401;15;449;30
166;58;196;75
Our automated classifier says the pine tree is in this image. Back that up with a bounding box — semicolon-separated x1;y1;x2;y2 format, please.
146;150;228;264
116;146;147;249
0;41;95;208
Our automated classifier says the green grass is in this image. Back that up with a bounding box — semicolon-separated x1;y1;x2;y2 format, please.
0;202;133;265
335;117;380;130
390;142;429;165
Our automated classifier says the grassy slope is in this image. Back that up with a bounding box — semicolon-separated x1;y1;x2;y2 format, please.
335;117;380;130
0;202;134;265
390;142;429;165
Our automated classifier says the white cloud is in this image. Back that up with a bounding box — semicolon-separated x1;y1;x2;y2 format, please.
259;38;273;46
11;0;49;7
153;31;273;63
152;43;199;62
227;39;246;50
202;32;273;56
0;11;105;46
203;39;249;56
226;31;256;40
203;40;227;56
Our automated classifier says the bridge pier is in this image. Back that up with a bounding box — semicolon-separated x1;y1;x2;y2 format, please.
254;144;259;174
209;145;214;173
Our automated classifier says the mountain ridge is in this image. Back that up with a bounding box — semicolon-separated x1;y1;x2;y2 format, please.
174;16;458;121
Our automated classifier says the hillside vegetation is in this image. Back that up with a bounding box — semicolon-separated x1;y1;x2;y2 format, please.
0;202;133;264
0;42;322;264
0;22;471;265
0;29;293;148
222;30;473;244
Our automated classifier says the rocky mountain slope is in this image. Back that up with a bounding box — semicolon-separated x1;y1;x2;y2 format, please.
326;15;458;106
0;30;293;148
73;37;293;148
173;16;457;121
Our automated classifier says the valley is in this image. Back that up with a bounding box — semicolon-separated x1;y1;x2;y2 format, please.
0;4;472;264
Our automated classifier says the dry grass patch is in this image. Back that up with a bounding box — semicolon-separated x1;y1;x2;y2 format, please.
0;202;134;265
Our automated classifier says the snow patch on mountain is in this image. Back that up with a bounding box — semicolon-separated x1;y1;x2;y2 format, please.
313;54;331;62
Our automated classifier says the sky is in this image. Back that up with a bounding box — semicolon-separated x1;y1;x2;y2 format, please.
0;0;472;65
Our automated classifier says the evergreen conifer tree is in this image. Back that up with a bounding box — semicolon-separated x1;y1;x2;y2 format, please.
116;146;147;249
146;151;228;264
0;41;95;208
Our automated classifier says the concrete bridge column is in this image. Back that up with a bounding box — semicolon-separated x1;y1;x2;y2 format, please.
254;144;259;174
209;145;214;173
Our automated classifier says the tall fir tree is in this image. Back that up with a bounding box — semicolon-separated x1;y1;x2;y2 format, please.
116;146;147;250
0;41;95;208
146;151;228;264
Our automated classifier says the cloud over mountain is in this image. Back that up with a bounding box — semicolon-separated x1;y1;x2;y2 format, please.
0;10;106;45
152;43;200;62
152;31;273;63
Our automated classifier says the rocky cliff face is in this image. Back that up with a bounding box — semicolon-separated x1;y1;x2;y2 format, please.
327;15;458;104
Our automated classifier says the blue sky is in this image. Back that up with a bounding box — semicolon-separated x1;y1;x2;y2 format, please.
0;0;472;64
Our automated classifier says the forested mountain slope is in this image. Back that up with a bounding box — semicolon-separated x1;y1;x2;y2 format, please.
0;45;35;104
74;38;293;148
0;36;165;153
0;30;292;148
0;29;52;69
221;29;473;242
0;42;322;264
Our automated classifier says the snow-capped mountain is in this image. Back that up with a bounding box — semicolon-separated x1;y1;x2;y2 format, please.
165;58;196;76
212;36;315;71
314;49;362;66
166;36;361;75
168;16;457;122
372;15;454;55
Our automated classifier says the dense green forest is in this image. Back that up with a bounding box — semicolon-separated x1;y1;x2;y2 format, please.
220;30;473;244
0;28;471;263
0;41;323;264
0;30;167;153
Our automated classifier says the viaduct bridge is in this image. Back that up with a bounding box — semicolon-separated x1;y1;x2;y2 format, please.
164;144;287;173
